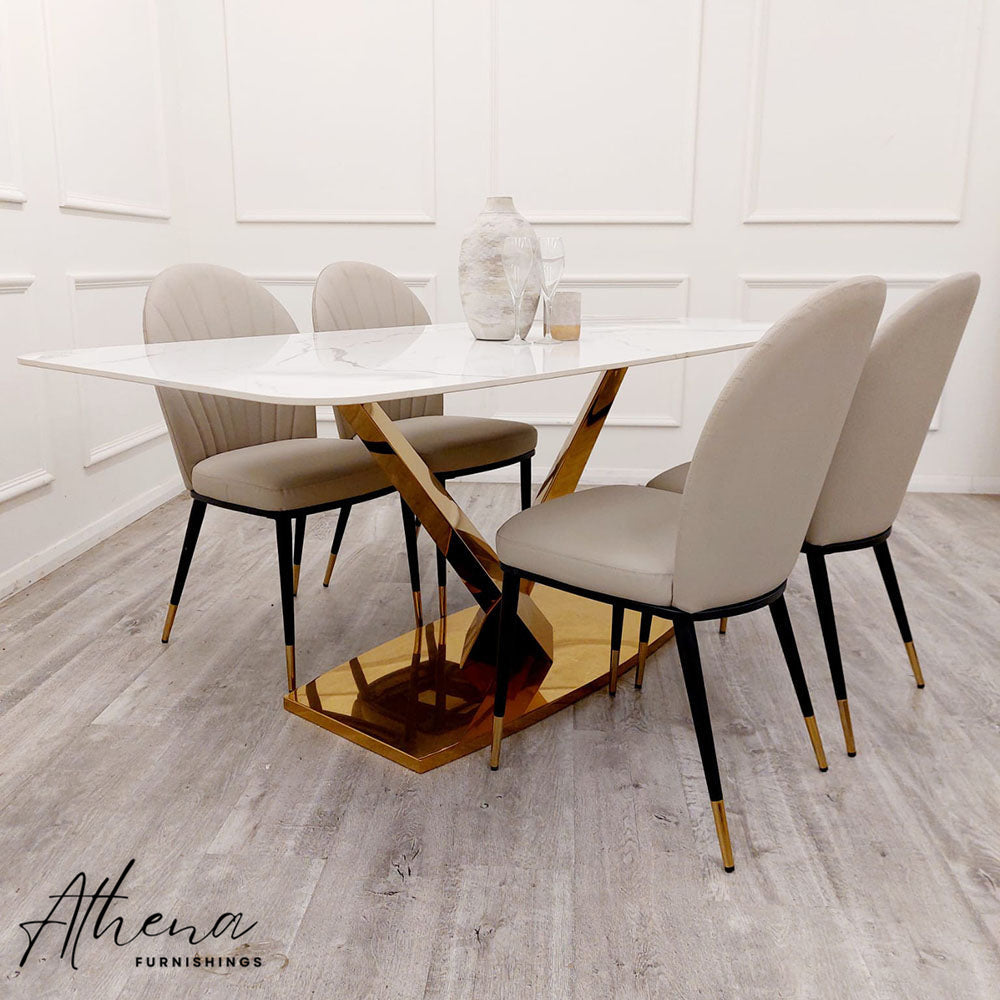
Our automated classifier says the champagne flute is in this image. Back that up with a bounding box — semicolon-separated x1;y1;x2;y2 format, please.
538;236;565;340
502;236;535;342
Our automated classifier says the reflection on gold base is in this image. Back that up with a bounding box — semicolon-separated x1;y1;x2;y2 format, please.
837;698;857;757
718;617;728;635
161;603;178;643
292;564;301;597
711;799;735;872
285;645;296;693
905;641;925;688
284;585;674;772
412;590;423;627
322;553;337;588
489;715;503;770
804;715;828;771
438;585;447;620
635;641;649;689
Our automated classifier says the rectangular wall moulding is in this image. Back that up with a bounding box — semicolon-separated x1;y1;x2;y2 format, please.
224;0;436;223
742;0;982;223
489;0;703;224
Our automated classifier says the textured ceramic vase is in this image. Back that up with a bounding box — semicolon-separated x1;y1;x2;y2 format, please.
458;196;540;340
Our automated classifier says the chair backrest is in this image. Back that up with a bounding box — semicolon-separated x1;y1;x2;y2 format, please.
671;277;886;613
143;263;315;490
312;261;442;437
806;273;980;547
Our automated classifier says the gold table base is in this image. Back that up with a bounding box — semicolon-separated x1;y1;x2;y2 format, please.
285;585;673;772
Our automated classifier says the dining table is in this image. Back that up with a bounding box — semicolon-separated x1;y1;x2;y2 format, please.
19;319;765;771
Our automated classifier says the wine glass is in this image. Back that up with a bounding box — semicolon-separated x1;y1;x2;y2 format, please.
538;236;565;340
502;236;535;342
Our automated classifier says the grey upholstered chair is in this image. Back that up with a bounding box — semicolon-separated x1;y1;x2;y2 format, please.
649;273;980;757
145;263;421;693
492;277;887;871
313;261;538;618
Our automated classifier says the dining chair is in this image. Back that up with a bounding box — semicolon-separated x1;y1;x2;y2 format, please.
312;261;538;620
649;273;980;756
144;263;420;693
492;277;887;871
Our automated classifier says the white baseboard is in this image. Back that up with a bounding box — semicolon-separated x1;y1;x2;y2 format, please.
0;476;184;602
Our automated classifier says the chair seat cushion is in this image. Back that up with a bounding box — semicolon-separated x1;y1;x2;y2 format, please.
646;462;691;493
191;438;389;512
496;486;682;605
393;415;537;475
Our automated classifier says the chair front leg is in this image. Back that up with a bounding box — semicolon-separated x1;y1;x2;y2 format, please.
323;504;352;587
635;611;652;689
399;497;423;626
673;616;735;872
768;595;828;771
161;499;207;643
806;550;855;756
490;568;521;770
275;515;297;692
873;539;924;688
608;604;624;696
519;454;532;511
292;515;306;597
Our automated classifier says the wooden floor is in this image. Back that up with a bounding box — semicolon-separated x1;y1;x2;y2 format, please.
1;487;999;999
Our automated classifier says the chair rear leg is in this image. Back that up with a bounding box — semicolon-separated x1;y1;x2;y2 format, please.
873;539;924;688
399;497;423;625
161;499;207;643
490;568;521;770
807;550;855;756
674;616;735;872
768;595;828;771
292;515;306;596
635;611;652;689
520;455;532;510
275;515;296;692
322;504;352;587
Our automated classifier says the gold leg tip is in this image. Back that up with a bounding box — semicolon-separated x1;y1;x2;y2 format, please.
161;604;178;643
412;591;423;624
292;564;301;597
711;799;735;871
719;617;728;635
489;716;503;770
837;698;857;757
285;645;296;692
608;651;620;697
804;715;828;772
635;641;648;689
322;553;336;588
438;585;447;618
905;641;925;687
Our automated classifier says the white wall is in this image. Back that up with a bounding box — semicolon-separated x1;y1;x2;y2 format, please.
3;0;1000;598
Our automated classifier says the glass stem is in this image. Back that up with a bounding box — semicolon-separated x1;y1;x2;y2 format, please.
543;296;549;338
513;291;524;340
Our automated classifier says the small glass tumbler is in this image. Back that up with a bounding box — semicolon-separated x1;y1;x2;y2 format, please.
548;290;582;341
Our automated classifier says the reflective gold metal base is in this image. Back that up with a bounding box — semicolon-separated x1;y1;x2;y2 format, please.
322;553;337;588
292;564;301;597
837;698;857;757
905;641;925;688
718;617;728;635
284;586;673;772
804;715;828;771
161;603;178;643
635;641;649;689
489;715;503;770
711;799;735;872
285;645;296;693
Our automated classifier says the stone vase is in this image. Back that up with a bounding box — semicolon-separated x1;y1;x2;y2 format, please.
458;196;540;340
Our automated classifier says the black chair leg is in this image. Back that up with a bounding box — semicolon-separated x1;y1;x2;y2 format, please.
161;499;207;643
323;504;352;587
635;611;652;689
768;595;828;771
806;550;855;756
491;568;521;770
520;455;532;510
292;515;306;597
608;604;624;696
873;539;924;688
275;515;296;692
399;497;423;626
673;616;734;872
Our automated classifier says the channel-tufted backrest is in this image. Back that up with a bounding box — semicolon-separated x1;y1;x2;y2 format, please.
143;263;315;490
806;273;980;547
312;261;442;437
671;277;886;613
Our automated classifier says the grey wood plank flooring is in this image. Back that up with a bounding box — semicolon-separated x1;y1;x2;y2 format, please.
1;487;998;999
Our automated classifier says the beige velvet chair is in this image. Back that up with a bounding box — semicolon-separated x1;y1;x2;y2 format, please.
312;262;538;617
145;263;422;693
649;273;980;756
492;277;887;871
